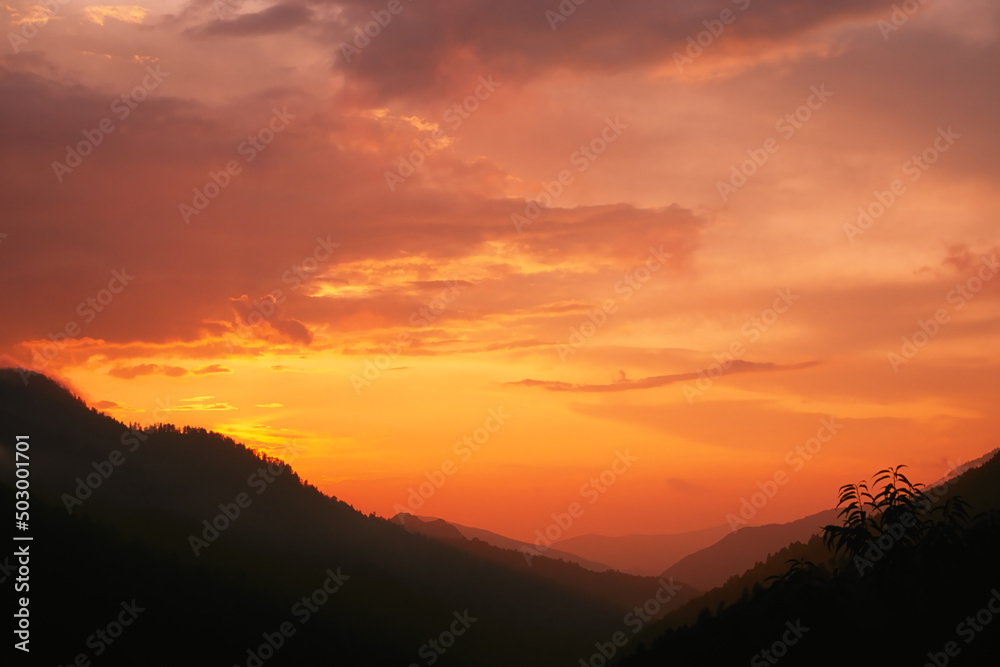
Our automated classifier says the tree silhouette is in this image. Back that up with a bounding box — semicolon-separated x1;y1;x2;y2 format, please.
822;465;973;577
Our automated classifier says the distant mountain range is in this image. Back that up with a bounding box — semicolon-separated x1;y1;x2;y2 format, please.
389;513;700;613
3;368;996;666
392;513;614;572
392;507;839;592
0;370;695;665
659;509;838;590
553;525;733;576
621;448;1000;666
926;447;1000;487
397;448;1000;593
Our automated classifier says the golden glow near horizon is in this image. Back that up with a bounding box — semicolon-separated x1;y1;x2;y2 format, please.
2;0;999;541
82;5;150;25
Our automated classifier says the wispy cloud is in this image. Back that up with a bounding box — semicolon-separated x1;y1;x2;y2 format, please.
508;360;820;392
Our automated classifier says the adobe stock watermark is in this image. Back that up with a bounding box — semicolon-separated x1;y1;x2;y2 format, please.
544;0;589;30
913;458;974;516
844;127;960;243
339;0;416;63
725;416;844;532
888;253;998;372
512;117;629;233
579;578;683;667
556;246;672;361
15;268;136;385
0;553;18;585
51;65;170;182
717;85;833;203
923;588;1000;667
7;0;69;54
350;280;467;395
385;75;501;192
61;397;175;514
12;546;30;652
681;288;799;402
47;600;145;662
851;457;975;578
179;106;295;224
750;620;810;666
187;458;296;556
233;567;350;667
673;0;753;71
280;236;340;291
212;0;245;19
852;511;917;576
408;610;477;667
521;450;639;565
224;235;339;351
878;0;931;41
393;408;510;517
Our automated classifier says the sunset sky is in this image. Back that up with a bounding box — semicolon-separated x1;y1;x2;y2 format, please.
2;0;998;541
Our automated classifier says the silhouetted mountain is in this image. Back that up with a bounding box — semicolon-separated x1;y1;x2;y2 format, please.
927;448;1000;488
0;369;676;666
552;525;732;576
6;369;995;666
637;534;834;637
394;512;613;572
653;449;1000;598
660;509;838;590
619;453;1000;666
931;448;1000;514
392;513;470;541
391;514;701;612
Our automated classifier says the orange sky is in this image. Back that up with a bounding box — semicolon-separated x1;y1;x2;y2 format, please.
2;0;999;541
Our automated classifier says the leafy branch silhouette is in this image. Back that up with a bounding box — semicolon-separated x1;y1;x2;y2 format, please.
821;465;971;575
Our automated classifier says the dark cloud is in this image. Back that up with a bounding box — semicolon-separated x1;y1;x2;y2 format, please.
270;318;314;345
230;295;315;346
327;0;900;102
188;4;314;38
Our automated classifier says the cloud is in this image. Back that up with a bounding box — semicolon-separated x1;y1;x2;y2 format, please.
0;354;25;369
663;477;700;493
193;363;232;375
328;0;903;103
269;317;314;345
940;245;1000;294
230;295;315;346
166;402;237;411
508;360;819;392
108;363;162;379
187;4;314;38
510;204;702;265
167;396;236;411
83;6;150;26
108;364;189;379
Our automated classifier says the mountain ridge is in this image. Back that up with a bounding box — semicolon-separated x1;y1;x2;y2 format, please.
392;512;615;572
552;523;733;576
0;369;676;665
